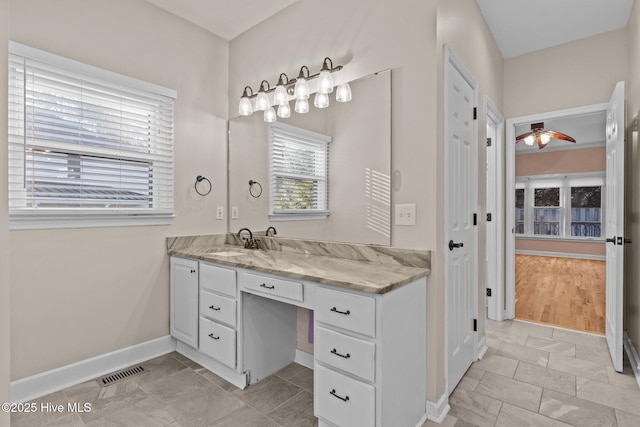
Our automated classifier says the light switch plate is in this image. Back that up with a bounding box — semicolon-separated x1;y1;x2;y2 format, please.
395;204;416;226
231;206;239;219
216;206;224;220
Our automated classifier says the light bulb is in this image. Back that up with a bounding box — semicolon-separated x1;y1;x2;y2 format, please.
277;102;291;118
540;133;551;145
274;84;288;105
295;98;309;114
264;107;276;123
314;92;329;109
294;78;309;100
255;91;270;111
239;96;253;116
524;135;534;146
336;83;352;102
318;69;334;94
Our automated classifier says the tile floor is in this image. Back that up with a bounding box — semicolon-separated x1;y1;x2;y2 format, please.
12;319;640;426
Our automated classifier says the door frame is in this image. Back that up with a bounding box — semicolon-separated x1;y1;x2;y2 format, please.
484;97;504;321
443;45;479;394
504;103;609;319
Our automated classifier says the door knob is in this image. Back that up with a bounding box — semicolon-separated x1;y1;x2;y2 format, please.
625;238;632;244
606;236;616;244
449;240;464;251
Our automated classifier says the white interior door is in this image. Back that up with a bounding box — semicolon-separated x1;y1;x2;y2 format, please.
445;47;478;394
605;81;625;373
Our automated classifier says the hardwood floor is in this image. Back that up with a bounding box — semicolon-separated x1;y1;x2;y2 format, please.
515;254;606;335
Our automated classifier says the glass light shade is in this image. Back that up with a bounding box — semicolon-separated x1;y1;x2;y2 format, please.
336;83;352;102
274;84;288;105
524;135;534;146
239;96;253;116
295;98;309;114
314;92;329;109
264;106;277;123
294;78;310;99
540;133;551;145
277;102;291;118
318;69;334;94
255;91;270;111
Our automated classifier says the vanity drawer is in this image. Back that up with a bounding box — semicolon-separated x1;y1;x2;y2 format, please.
200;263;237;297
199;317;236;369
243;272;303;302
315;326;375;383
315;364;375;427
315;287;376;337
200;289;236;327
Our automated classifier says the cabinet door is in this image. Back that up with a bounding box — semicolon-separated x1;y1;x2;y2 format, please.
170;257;199;348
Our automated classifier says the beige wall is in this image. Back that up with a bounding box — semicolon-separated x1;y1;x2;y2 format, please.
516;240;605;257
9;0;229;380
437;0;504;364
229;0;442;401
1;0;10;422
626;0;640;361
504;29;627;118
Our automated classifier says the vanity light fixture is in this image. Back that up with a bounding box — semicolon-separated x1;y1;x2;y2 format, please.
237;57;349;122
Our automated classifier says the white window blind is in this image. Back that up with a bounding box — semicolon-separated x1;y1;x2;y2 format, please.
8;42;176;229
269;122;331;220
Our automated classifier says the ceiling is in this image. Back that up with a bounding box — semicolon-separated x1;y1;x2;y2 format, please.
475;0;635;58
145;0;299;40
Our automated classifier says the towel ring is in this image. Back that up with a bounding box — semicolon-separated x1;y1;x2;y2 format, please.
195;175;212;196
249;180;262;198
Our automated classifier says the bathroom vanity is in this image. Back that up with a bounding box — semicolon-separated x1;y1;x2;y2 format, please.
167;234;430;427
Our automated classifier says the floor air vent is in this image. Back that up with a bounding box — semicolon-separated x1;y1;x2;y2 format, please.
97;365;145;387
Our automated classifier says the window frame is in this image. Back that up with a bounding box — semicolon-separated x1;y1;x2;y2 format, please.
268;122;331;221
515;172;605;241
7;42;176;230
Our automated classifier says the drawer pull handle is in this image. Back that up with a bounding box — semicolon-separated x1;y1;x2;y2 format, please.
260;283;275;290
330;307;351;315
330;389;349;402
209;305;221;311
330;348;351;359
208;333;220;340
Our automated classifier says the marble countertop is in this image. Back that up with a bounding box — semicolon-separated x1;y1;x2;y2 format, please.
168;242;430;294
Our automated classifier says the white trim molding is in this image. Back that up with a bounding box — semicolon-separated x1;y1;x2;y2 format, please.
295;349;314;370
515;249;606;261
11;336;176;403
426;392;450;423
624;332;640;389
477;335;489;360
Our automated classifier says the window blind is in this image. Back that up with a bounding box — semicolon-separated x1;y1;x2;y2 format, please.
269;122;330;219
8;42;176;228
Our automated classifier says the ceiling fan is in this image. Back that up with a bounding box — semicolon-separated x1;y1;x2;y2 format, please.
515;122;576;149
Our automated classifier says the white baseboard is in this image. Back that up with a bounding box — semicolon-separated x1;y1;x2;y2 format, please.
426;392;450;423
624;331;640;389
295;349;314;369
515;249;605;261
477;336;488;360
11;335;175;403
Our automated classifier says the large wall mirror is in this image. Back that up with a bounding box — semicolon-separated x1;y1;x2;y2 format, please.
228;69;391;245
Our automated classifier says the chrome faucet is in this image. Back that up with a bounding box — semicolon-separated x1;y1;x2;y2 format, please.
237;228;258;249
266;226;277;237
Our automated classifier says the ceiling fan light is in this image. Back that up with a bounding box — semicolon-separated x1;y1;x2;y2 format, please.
524;135;534;146
540;133;551;145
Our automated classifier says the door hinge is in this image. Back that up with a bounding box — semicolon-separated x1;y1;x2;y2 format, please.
486;213;492;222
473;107;477;120
473;213;478;226
473;318;478;332
486;288;492;297
486;137;492;147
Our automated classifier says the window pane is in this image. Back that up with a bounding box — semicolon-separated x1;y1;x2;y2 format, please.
515;188;524;234
534;208;560;235
534;187;560;207
571;186;602;237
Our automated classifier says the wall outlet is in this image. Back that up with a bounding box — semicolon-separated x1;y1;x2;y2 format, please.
216;206;224;220
231;206;239;219
395;204;416;226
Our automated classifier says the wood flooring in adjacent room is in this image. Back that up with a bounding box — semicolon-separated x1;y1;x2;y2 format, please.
515;254;606;335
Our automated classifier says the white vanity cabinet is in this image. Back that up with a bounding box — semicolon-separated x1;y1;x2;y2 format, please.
170;257;199;348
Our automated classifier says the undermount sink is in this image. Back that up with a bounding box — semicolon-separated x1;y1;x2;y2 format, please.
207;250;245;257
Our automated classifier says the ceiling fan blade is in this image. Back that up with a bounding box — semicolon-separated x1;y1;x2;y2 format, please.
545;130;576;143
515;131;533;143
